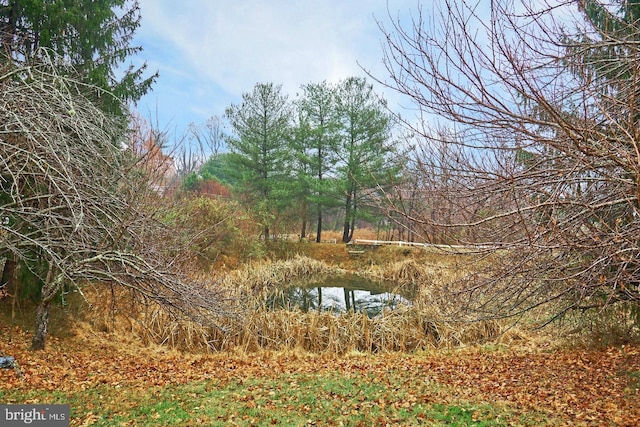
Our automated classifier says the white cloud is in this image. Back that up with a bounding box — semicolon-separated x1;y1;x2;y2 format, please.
134;0;417;134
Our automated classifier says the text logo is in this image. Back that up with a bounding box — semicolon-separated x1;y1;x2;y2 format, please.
0;405;69;426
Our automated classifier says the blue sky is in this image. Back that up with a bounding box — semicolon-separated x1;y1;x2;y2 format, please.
130;0;419;140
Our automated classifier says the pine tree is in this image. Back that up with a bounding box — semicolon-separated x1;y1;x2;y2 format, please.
335;77;395;243
296;81;341;242
225;83;292;240
0;0;157;115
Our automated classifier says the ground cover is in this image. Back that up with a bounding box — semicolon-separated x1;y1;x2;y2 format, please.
1;242;638;425
1;325;638;426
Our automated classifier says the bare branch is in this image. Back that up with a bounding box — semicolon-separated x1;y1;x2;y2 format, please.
0;54;229;349
373;0;640;321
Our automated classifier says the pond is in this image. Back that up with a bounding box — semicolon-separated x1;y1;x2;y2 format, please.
266;273;413;317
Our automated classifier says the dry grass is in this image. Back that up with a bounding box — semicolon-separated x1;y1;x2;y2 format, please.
362;257;461;289
221;255;345;295
6;236;634;356
131;304;505;354
123;252;510;354
41;242;546;355
314;228;380;242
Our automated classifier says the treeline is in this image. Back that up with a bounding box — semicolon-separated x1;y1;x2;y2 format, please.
184;78;404;243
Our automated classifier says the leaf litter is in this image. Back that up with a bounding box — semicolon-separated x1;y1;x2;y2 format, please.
0;325;638;426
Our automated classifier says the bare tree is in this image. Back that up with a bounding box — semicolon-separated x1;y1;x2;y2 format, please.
188;116;226;157
0;55;226;350
128;112;178;194
166;115;228;181
374;0;640;321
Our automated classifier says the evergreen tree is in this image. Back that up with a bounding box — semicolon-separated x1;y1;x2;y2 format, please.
199;152;241;188
295;81;341;242
335;77;395;242
289;116;313;239
225;83;292;240
0;0;157;115
571;1;640;126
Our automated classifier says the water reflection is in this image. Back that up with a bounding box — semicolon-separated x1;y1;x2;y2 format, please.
266;274;412;317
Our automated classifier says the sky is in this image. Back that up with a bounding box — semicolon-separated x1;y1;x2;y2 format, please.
130;0;419;141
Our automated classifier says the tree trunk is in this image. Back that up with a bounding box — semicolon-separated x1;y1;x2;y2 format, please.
347;193;357;242
31;266;60;351
342;193;352;243
315;207;322;243
300;203;307;240
1;257;18;297
343;287;351;311
348;212;356;242
31;299;51;351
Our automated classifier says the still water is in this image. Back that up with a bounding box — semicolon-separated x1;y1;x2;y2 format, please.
266;273;412;317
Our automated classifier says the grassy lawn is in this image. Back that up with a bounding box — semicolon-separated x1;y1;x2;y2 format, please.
1;316;639;426
1;368;554;426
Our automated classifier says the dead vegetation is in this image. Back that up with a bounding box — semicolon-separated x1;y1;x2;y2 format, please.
5;242;628;356
80;247;514;354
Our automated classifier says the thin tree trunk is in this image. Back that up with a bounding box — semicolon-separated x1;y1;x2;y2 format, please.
342;193;352;243
316;143;324;243
31;265;60;351
349;214;356;242
347;193;357;242
300;218;307;241
300;202;307;240
315;206;322;243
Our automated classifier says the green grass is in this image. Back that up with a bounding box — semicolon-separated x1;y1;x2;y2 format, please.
1;370;555;426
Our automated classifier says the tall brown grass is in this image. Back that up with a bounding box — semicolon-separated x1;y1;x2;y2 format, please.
122;254;508;354
132;302;504;354
221;255;345;295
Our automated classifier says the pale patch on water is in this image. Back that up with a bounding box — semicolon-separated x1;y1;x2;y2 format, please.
267;273;412;316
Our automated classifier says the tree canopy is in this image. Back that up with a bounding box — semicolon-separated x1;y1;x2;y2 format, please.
334;77;396;242
225;82;293;240
0;0;157;115
220;78;399;242
376;0;640;321
295;81;341;242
